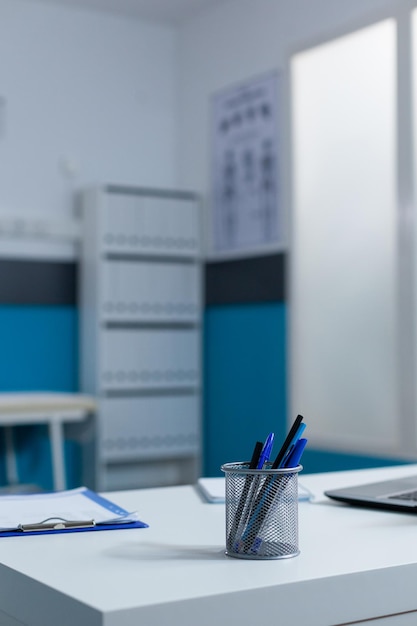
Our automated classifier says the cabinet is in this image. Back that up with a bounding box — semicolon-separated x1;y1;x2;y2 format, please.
78;185;202;490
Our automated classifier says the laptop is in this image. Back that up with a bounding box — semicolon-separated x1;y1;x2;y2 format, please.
325;474;417;512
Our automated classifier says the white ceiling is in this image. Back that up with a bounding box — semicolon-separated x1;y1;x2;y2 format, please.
30;0;229;23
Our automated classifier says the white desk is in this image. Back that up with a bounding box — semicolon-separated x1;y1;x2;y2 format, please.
1;464;417;625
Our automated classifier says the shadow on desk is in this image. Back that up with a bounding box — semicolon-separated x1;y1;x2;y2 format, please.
104;541;225;561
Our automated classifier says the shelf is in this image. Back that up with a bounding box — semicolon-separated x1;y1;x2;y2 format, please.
79;184;202;490
99;381;200;393
99;394;200;462
100;302;200;327
101;238;199;258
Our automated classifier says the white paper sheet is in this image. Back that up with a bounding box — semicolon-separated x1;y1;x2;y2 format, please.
0;487;139;530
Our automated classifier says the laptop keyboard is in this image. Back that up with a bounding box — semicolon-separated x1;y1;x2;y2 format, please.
389;490;417;501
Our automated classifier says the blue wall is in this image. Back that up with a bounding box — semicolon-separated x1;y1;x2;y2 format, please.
204;302;287;476
0;305;79;490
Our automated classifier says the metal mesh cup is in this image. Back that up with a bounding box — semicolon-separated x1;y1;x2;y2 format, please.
221;462;302;560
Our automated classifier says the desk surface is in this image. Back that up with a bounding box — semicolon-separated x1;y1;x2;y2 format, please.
2;464;417;625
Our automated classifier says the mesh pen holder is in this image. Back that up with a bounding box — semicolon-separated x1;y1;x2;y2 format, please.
221;462;302;560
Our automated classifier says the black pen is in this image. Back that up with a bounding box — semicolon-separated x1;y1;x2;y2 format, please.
227;440;263;550
271;414;304;468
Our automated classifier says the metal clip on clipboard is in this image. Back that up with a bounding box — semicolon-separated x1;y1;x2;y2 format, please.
18;518;96;532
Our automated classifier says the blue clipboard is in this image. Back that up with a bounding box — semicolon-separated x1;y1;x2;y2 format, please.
0;487;148;537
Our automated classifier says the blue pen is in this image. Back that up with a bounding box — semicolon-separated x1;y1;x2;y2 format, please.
257;433;275;468
284;437;308;468
279;422;306;468
232;433;275;551
250;438;309;555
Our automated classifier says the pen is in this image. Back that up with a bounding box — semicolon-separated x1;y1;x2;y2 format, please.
231;432;275;550
280;422;306;468
227;440;263;549
248;415;304;515
252;439;308;554
284;438;308;468
271;414;304;469
257;432;275;468
250;442;307;555
248;440;264;470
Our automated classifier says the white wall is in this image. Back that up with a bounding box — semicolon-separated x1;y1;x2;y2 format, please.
176;0;417;457
176;0;409;252
0;0;178;256
1;0;401;258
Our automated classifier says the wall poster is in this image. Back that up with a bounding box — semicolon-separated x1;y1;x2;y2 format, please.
211;71;281;255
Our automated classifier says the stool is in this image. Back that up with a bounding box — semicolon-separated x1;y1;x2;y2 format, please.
0;392;96;491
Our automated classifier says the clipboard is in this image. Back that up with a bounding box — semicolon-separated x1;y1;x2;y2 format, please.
0;486;148;537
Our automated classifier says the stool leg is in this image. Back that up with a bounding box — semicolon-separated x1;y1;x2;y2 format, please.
4;426;19;485
48;418;66;491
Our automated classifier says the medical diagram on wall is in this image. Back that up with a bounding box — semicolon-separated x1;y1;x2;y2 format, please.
211;72;281;253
